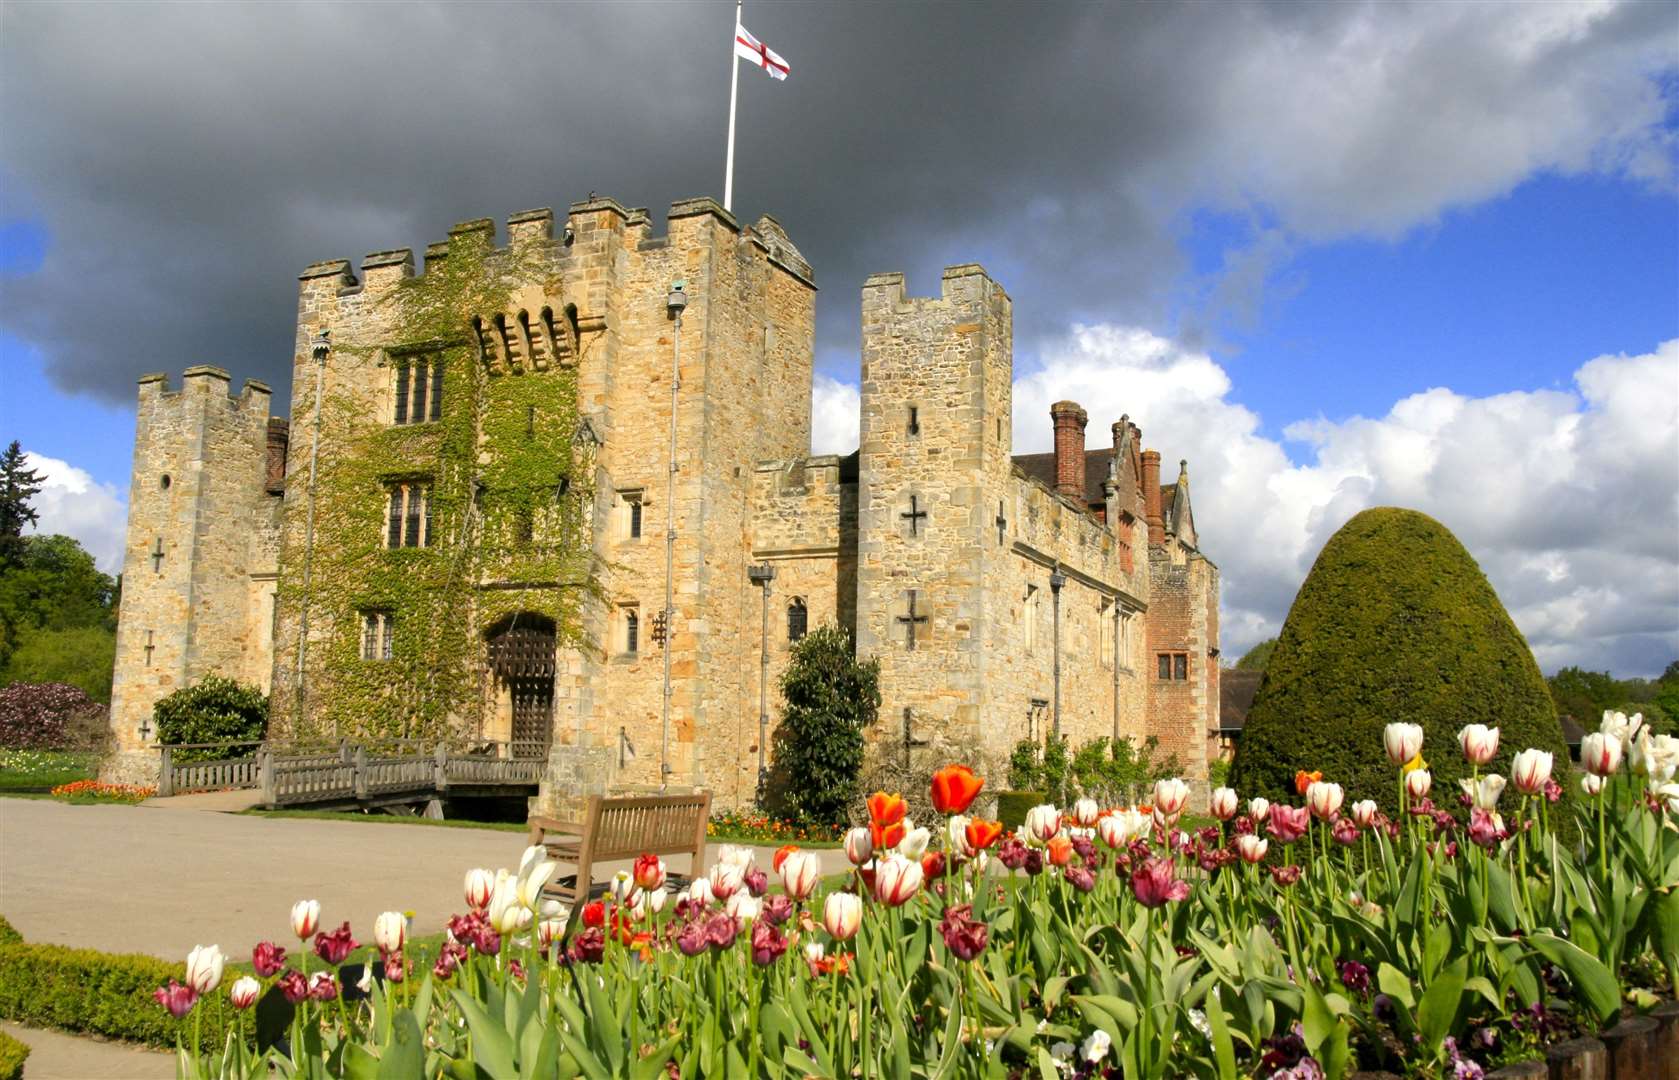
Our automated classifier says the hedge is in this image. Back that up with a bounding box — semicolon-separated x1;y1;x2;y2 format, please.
0;1029;25;1080
0;920;231;1051
1231;507;1570;819
996;790;1044;832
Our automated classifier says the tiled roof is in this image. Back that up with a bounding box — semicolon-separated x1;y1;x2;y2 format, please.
1012;447;1117;505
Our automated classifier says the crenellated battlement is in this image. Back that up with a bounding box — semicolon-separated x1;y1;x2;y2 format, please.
136;367;273;415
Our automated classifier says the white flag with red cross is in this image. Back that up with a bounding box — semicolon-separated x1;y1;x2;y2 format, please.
734;22;789;80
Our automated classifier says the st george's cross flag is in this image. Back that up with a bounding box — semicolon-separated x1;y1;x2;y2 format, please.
734;22;790;80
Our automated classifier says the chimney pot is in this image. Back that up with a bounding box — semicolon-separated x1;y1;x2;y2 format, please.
1142;449;1164;544
1050;401;1088;502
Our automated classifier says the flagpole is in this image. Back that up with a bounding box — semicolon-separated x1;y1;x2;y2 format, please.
723;0;742;211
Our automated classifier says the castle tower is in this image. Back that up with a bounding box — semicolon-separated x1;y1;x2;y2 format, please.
107;367;281;778
854;265;1016;773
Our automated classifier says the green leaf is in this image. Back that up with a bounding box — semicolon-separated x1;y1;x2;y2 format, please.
1072;994;1140;1032
1525;932;1622;1027
1375;962;1415;1010
1417;959;1467;1051
378;1010;426;1080
1203;987;1238;1080
450;987;518;1080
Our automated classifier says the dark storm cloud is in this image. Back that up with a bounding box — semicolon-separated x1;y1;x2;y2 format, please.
3;1;1672;409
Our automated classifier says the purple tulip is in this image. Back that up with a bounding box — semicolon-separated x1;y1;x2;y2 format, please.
1130;857;1191;908
152;979;197;1019
938;904;989;960
252;941;286;978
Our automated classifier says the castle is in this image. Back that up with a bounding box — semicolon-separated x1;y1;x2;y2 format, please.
106;195;1220;808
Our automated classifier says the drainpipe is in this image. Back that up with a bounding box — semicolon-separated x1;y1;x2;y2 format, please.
660;283;687;788
292;330;330;732
1050;564;1066;740
1112;602;1123;742
748;563;774;795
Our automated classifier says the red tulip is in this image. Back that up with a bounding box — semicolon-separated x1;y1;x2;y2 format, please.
1266;805;1310;845
938;904;988;960
313;922;358;965
930;765;985;816
870;819;906;852
633;853;665;891
1130;857;1190;908
771;844;799;873
582;900;606;928
152;979;197;1019
251;941;286;978
867;791;908;827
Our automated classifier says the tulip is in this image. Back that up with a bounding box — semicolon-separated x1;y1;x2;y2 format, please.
898;826;932;860
1331;817;1359;846
843;826;873;866
1306;781;1344;821
1153;778;1190;818
1248;797;1271;823
1467;808;1505;849
686;877;714;905
1458;773;1506;811
1657;782;1679;816
1510;748;1554;795
1266;805;1309;844
945;814;975;857
1601;710;1644;751
1045;835;1073;867
373;911;406;955
866;791;908;827
726;892;761;925
709;862;744;901
1293;770;1323;796
1349;800;1379;828
930;764;985;815
277;970;308;1004
308;972;338;1001
228;976;261;1010
153;979;198;1019
609;870;635;903
487;874;526;935
870;819;907;852
824;891;863;940
1581;732;1621;777
1208;787;1238;821
718;843;757;870
1070;797;1100;828
290;899;321;941
1404;769;1432;800
1023;804;1061;843
633;853;666;891
1458;724;1500;766
1580;773;1605;797
463;868;495;911
1130;857;1190;907
779;850;821;901
1096;814;1127;848
538;916;567;950
1632;731;1679;783
873;854;924;906
184;944;224;995
965;817;1004;852
938;903;988;960
251;941;285;978
1384;722;1424;766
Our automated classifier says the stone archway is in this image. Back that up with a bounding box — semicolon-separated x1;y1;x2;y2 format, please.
486;613;556;759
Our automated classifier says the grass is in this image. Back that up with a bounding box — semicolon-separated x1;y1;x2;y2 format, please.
0;748;98;791
243;808;527;832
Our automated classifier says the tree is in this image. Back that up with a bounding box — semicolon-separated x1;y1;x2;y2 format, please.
153;676;269;762
1234;639;1277;672
0;533;117;675
0;442;43;568
1;626;115;702
772;624;880;826
1548;666;1619;724
1231;507;1568;817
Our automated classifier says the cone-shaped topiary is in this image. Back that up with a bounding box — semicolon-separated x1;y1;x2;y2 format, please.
1231;507;1568;817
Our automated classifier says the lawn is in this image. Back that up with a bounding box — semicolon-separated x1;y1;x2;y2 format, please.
0;748;98;791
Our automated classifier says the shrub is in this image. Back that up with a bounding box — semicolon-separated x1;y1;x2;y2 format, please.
995;790;1043;831
0;1028;26;1080
0;939;231;1050
772;625;880;826
1231;507;1569;817
1;624;116;702
0;917;20;946
0;681;103;749
1009;734;1180;806
153;675;268;762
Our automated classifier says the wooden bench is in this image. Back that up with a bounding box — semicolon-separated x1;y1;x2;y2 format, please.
526;791;712;911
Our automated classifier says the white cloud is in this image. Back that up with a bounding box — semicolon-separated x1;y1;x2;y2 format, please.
811;373;861;456
22;453;127;573
1007;331;1679;676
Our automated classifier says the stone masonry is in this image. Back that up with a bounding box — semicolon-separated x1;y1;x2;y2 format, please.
108;195;1219;806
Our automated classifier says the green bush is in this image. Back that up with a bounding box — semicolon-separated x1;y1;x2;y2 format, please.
0;917;20;946
995;790;1043;832
0;938;231;1050
1009;734;1180;806
1;624;115;703
153;675;268;763
772;624;880;826
1231;507;1569;817
0;1028;27;1080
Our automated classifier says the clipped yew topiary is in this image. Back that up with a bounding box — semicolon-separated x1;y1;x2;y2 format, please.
1231;507;1568;816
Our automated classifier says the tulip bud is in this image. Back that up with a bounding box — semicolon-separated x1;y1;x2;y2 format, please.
1152;778;1190;819
463;868;495;911
290;900;321;941
538;915;568;950
633;854;666;892
709;862;744;901
898;826;932;860
1248;797;1270;823
843;826;874;867
947;814;975;858
610;870;634;903
1234;834;1268;864
687;876;715;905
1457;724;1500;766
1510;748;1553;795
184;944;224;995
374;911;406;954
1305;781;1344;821
1579;773;1605;797
1023;804;1061;844
228;975;260;1010
779;850;821;901
1581;732;1621;777
1404;769;1432;800
1383;722;1425;766
1350;799;1379;828
824;891;863;941
1208;787;1238;821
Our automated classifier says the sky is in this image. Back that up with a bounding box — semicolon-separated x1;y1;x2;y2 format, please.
2;1;1676;676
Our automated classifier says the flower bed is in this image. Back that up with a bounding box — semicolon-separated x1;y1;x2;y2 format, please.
152;716;1675;1078
0;748;98;791
48;778;154;802
706;808;843;845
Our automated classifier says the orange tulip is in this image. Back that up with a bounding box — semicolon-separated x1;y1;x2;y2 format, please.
929;764;985;816
867;791;908;827
1046;835;1074;867
870;820;906;852
964;818;1004;852
772;844;799;873
1294;770;1323;796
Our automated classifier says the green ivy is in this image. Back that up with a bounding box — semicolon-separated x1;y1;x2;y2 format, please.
276;233;599;744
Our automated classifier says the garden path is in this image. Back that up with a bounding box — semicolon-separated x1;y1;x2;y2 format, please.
0;798;850;961
0;1021;173;1079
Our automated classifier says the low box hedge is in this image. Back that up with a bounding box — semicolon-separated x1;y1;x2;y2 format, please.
996;790;1044;832
0;1029;27;1080
0;916;231;1051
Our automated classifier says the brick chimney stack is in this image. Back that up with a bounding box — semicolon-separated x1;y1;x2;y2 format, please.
1142;449;1164;543
265;418;290;494
1050;401;1088;502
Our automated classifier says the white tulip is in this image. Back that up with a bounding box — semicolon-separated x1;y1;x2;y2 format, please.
1234;834;1268;864
823;891;863;940
1023;804;1061;843
373;911;406;954
1580;773;1605;797
1208;787;1239;821
779;850;821;901
804;941;826;964
487;870;525;934
1071;798;1101;828
517;856;557;910
1306;781;1344;821
717;844;756;870
1657;782;1679;816
609;870;635;903
843;826;873;866
726;892;761;925
1383;722;1424;766
1350;800;1379;828
289;899;320;941
947;815;975;858
1247;797;1270;822
1600;710;1644;751
1152;777;1190;818
463;867;495;910
687;877;715;905
898;826;932;860
709;862;744;901
1404;769;1432;800
1510;749;1554;795
1581;732;1622;777
1458;724;1500;766
1631;731;1679;784
184;944;224;994
1458;774;1506;811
